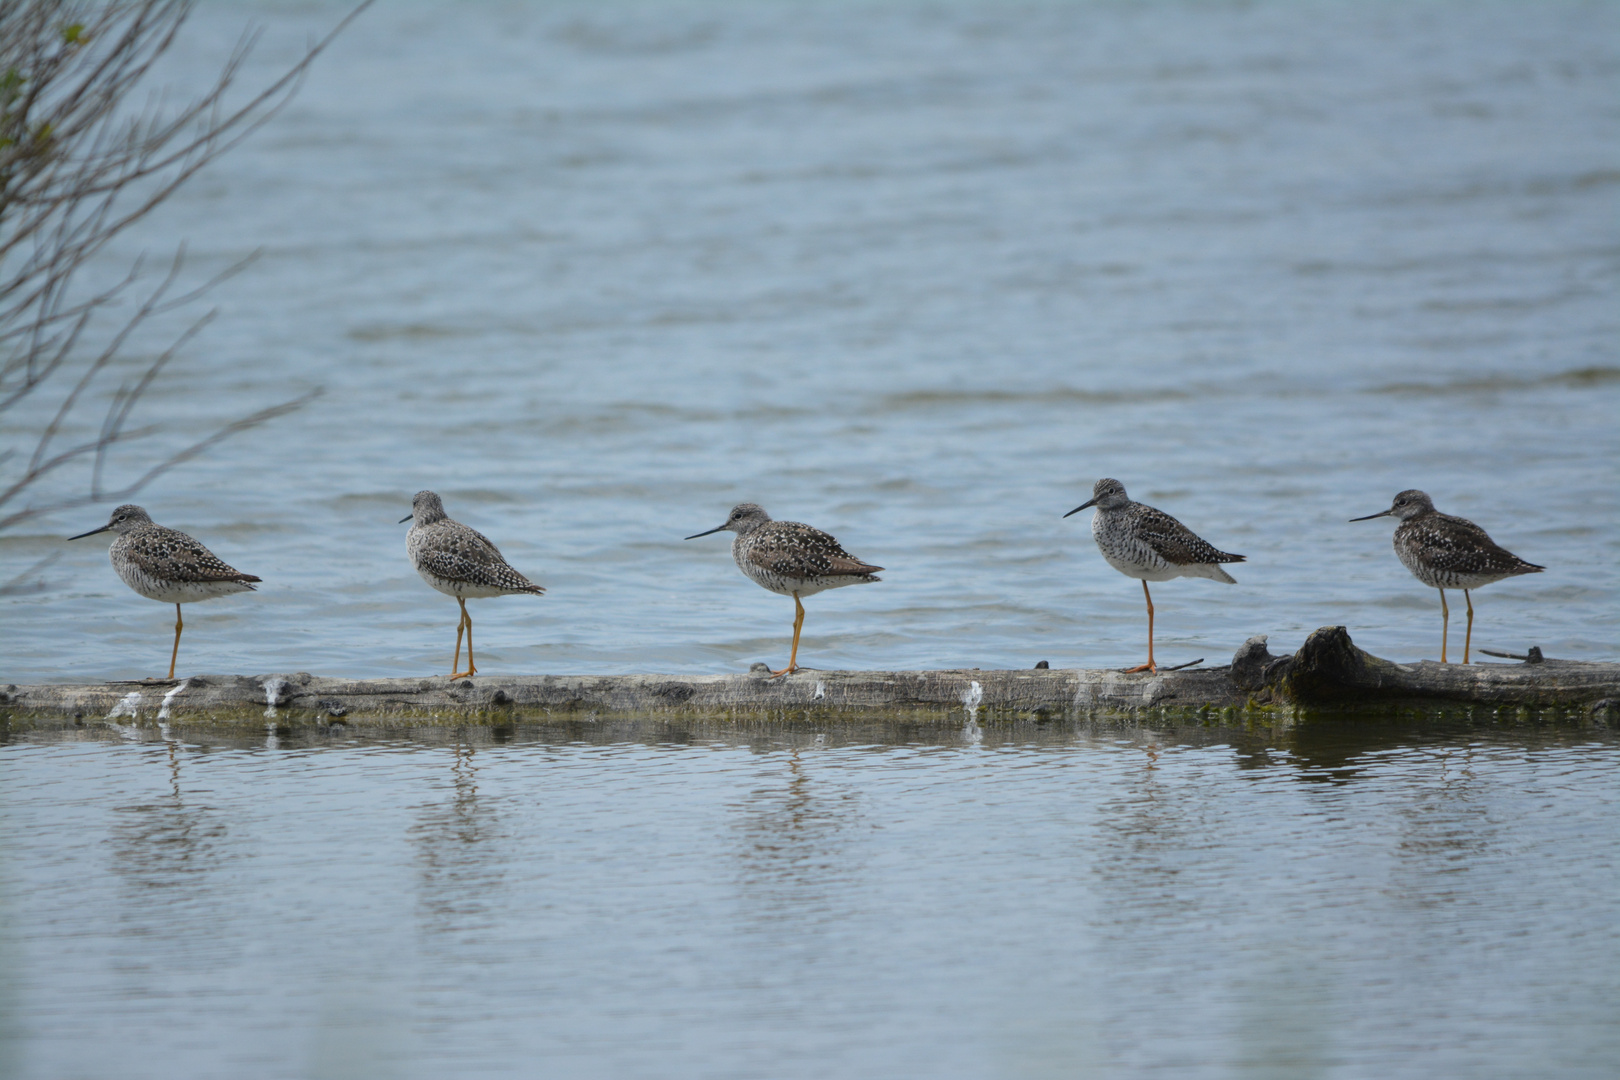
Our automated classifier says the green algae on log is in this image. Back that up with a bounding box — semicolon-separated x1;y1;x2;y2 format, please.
1;627;1615;727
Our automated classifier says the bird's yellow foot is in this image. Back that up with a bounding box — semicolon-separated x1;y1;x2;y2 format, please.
1123;662;1157;674
450;667;476;680
769;664;800;678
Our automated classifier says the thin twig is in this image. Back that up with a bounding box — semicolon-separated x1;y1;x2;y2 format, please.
0;550;62;596
0;1;370;543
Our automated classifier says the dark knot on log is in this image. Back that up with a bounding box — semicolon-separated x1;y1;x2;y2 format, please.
655;682;695;703
1278;626;1369;704
1231;635;1281;692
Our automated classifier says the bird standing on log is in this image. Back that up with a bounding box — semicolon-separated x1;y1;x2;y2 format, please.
686;503;882;677
1064;478;1244;674
402;491;544;679
68;505;261;680
1351;489;1543;664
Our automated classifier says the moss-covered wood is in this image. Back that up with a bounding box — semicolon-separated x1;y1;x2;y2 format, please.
1;627;1615;727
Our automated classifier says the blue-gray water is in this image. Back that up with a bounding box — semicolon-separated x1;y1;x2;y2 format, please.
1;0;1615;680
3;4;1619;1075
3;719;1618;1079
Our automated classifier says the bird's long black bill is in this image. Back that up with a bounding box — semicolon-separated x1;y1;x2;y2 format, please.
1348;509;1393;522
66;524;111;540
1062;498;1098;519
399;514;414;524
684;525;726;540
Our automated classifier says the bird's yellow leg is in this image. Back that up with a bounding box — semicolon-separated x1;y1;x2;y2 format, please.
450;601;466;676
1439;588;1449;664
166;603;183;680
451;599;478;680
1463;589;1474;665
1124;581;1158;674
771;593;806;678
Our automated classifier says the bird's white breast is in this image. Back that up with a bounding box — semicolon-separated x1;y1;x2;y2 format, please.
413;564;510;600
114;562;252;604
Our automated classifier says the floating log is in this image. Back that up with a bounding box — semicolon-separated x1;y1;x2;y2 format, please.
1;627;1615;730
1259;626;1618;710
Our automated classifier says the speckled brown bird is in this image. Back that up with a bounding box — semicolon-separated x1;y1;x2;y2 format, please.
686;503;882;677
402;490;544;679
1351;489;1543;664
68;504;261;680
1064;478;1244;674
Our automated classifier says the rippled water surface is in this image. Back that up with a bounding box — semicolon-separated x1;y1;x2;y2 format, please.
5;5;1618;1076
3;718;1618;1078
0;0;1615;682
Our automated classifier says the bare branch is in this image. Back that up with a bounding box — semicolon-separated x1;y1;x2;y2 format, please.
0;550;62;597
0;386;322;534
0;1;371;551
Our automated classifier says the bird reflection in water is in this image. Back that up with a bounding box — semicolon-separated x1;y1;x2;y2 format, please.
109;737;227;902
733;747;863;925
1090;736;1199;922
410;738;506;938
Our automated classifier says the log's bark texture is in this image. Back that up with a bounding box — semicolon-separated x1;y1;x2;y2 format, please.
1;627;1615;727
0;665;1247;722
1268;626;1619;709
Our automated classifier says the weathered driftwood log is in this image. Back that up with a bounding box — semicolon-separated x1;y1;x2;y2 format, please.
0;664;1243;723
1;627;1614;727
1258;626;1619;710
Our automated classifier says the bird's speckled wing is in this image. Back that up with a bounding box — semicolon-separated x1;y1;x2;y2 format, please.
1135;507;1244;566
416;522;544;592
746;522;883;580
1398;514;1539;577
128;527;260;584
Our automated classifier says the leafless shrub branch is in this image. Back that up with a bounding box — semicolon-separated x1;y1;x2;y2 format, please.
0;0;371;561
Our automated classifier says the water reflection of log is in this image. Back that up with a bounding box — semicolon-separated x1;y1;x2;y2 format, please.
3;627;1615;724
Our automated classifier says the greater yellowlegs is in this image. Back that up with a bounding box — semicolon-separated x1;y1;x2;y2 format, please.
685;503;882;677
1064;478;1243;673
401;491;544;679
1351;489;1543;664
68;505;260;680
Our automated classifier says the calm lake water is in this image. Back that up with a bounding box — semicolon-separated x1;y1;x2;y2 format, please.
3;717;1618;1078
0;0;1615;681
2;3;1618;1075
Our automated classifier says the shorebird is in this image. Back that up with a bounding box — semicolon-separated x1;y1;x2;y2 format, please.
685;503;882;677
1351;490;1543;664
68;505;260;680
401;491;544;679
1064;478;1244;673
